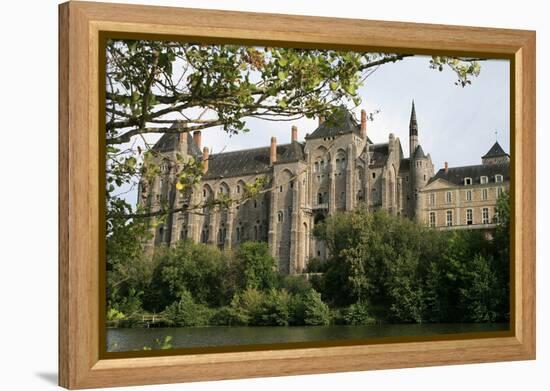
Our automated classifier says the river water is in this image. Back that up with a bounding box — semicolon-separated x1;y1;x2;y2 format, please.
107;323;509;352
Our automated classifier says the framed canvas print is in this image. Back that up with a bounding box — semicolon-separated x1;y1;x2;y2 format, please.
58;1;536;389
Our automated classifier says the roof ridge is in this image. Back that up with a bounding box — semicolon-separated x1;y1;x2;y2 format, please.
209;142;296;156
437;161;510;171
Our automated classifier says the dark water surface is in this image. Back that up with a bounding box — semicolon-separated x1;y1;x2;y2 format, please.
107;323;509;352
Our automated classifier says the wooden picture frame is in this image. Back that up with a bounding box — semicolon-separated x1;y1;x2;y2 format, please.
59;1;536;389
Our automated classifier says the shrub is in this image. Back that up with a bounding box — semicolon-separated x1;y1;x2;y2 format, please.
258;289;291;326
295;289;330;326
342;302;375;325
305;257;326;273
279;275;312;296
163;290;212;327
228;288;265;325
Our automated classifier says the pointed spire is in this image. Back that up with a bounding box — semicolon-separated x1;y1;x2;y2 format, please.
409;100;418;136
482;141;507;158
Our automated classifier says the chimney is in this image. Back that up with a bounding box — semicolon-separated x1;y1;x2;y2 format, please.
193;130;202;149
202;147;209;173
444;161;448;173
291;125;298;142
318;116;325;126
270;137;277;165
360;109;367;139
177;122;188;151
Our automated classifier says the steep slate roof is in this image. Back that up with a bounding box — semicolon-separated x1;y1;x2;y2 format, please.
204;143;304;179
368;143;389;168
306;106;363;140
413;144;426;159
278;141;305;163
151;123;202;157
482;141;509;158
427;162;510;186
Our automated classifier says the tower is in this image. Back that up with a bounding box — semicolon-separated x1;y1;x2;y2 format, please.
409;100;418;157
407;102;434;219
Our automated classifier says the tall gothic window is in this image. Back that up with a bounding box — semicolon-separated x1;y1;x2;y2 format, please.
201;228;209;243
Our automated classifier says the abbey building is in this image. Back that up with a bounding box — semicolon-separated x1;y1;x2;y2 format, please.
138;102;510;274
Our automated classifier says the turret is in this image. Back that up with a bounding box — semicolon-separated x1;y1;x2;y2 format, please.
408;101;430;219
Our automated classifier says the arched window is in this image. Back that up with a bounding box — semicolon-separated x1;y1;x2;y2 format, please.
201;228;209;243
318;193;323;204
277;211;284;222
160;161;170;174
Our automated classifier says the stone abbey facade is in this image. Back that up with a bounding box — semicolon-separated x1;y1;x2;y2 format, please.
138;102;509;274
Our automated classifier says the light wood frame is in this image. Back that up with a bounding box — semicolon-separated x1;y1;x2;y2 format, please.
59;1;536;389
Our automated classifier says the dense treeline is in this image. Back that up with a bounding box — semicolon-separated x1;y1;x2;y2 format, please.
107;193;510;327
312;192;510;323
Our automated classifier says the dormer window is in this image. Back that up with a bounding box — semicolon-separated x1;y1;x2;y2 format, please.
464;177;472;185
495;174;503;183
480;176;488;184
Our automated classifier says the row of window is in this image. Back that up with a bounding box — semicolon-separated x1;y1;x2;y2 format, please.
313;156;347;173
429;207;496;227
464;174;503;186
429;187;504;205
197;224;267;244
